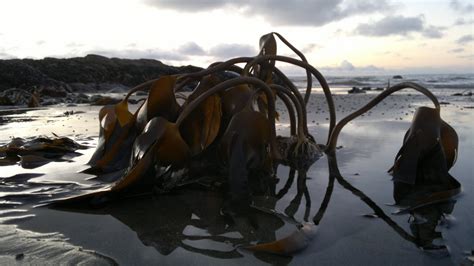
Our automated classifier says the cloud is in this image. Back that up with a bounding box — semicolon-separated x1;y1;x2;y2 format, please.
456;34;474;44
355;15;443;38
339;60;355;70
450;48;465;53
0;49;16;59
209;43;257;59
84;42;256;63
87;48;187;61
454;18;474;25
450;0;473;13
458;54;474;60
66;42;84;48
177;42;206;56
301;43;322;54
321;60;384;73
144;0;391;26
421;26;444;38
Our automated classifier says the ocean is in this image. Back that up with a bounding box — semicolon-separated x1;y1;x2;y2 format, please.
291;73;474;93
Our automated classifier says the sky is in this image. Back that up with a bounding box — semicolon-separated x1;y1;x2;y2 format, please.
0;0;472;75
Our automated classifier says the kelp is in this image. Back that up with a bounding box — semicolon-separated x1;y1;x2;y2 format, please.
0;135;86;168
46;32;462;257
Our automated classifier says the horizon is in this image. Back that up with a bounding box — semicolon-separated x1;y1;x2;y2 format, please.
0;0;473;75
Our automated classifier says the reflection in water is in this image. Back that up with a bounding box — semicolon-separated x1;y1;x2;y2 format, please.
0;141;463;264
394;171;460;252
51;161;323;264
54;187;290;263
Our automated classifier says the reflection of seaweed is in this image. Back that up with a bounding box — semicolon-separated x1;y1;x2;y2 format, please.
317;81;461;252
54;189;293;264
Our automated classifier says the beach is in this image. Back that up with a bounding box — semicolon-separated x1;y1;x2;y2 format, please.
0;88;473;265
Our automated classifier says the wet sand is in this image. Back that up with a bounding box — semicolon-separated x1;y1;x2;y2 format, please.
0;89;473;265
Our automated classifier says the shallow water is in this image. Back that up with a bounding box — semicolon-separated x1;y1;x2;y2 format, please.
0;92;473;265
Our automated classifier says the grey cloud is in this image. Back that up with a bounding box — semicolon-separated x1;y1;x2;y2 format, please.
355;15;444;38
144;0;391;26
457;54;474;60
84;42;257;63
88;48;187;61
143;0;233;11
454;18;474;25
339;60;355;70
0;49;16;59
301;43;322;54
321;60;384;73
449;48;464;53
66;42;84;48
456;34;473;44
422;26;444;38
450;0;473;13
177;42;206;56
209;43;257;59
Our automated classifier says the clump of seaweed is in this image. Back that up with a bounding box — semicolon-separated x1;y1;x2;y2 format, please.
47;33;460;256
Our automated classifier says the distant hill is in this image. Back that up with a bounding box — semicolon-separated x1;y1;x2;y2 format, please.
0;54;202;93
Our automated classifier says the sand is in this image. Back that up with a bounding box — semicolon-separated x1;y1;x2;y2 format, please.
0;88;473;265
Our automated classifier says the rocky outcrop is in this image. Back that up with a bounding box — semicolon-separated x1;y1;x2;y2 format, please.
0;54;202;93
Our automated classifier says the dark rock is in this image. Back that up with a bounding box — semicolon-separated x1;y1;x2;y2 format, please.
15;253;25;260
0;55;203;96
0;88;34;105
90;95;121;105
0;95;13;105
348;87;366;94
362;87;371;91
392;75;403;79
375;87;384;91
38;86;68;97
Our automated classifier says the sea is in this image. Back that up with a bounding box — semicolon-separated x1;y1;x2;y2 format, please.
290;73;474;95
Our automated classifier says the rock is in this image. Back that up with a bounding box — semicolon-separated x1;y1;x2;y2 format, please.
90;95;121;105
348;87;366;94
0;95;13;105
38;86;68;97
0;55;203;106
392;75;403;79
362;87;371;91
0;88;34;105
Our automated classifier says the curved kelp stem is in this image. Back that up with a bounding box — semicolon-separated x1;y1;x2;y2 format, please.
275;90;297;136
326;82;440;152
271;32;313;105
273;68;310;136
242;55;336;143
175;77;280;159
271;84;305;138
